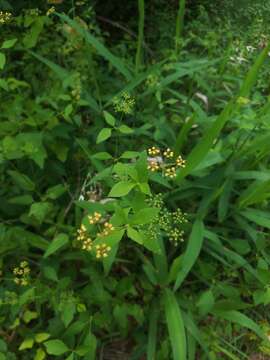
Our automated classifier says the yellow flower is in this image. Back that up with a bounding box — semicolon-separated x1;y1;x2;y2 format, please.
88;212;102;225
147;146;160;156
176;155;186;168
95;244;111;258
147;160;160;172
97;222;114;237
13;262;31;286
164;166;177;178
81;238;93;251
163;148;174;159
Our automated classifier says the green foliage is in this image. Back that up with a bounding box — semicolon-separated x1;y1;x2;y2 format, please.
1;1;270;359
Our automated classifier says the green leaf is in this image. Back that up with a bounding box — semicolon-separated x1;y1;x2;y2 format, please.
127;226;143;244
61;303;76;328
35;333;51;343
8;195;33;205
7;170;35;191
147;301;159;360
196;290;215;316
34;348;46;360
96;128;112;143
91;152;113;160
103;111;116;126
1;38;17;49
109;181;135;197
29;202;51;224
120;151;139;159
130;207;159;225
23;310;38;323
164;289;187;360
212;310;268;341
44;340;69;356
0;53;6;69
45;184;67;200
118;124;133;134
44;233;69;258
174;219;204;291
19;338;34;350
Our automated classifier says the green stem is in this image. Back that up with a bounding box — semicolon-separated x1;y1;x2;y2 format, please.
175;0;186;53
135;0;145;74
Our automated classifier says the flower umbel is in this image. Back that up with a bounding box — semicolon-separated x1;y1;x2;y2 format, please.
0;11;12;24
164;166;177;178
148;146;160;156
88;212;102;224
13;261;31;286
95;244;111;258
97;222;114;237
147;160;160;172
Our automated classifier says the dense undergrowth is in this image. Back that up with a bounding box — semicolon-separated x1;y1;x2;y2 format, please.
1;1;270;359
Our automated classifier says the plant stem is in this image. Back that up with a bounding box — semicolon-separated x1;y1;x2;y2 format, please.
135;0;145;73
175;0;186;53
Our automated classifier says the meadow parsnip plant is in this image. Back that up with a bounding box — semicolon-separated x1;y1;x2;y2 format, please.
1;1;270;359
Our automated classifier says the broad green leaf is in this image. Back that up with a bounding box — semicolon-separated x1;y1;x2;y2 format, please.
164;289;186;360
109;181;135;197
0;53;6;69
130;207;159;225
56;13;132;80
118;124;133;134
19;338;34;350
44;233;69;258
96;128;112;144
91;152;113;160
23;310;38;323
127;226;143;244
120;151;139;159
1;38;17;49
103;111;116;126
34;348;46;360
44;340;69;355
61;303;76;328
35;333;51;343
174;219;204;291
29;202;51;224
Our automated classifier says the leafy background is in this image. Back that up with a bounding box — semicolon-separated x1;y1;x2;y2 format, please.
1;0;270;359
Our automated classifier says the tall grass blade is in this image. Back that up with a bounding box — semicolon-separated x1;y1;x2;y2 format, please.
56;13;132;80
147;300;159;360
174;219;204;291
164;289;187;360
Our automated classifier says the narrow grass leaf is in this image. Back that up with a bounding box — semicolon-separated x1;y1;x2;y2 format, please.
164;289;187;360
147;300;159;360
56;13;132;80
174;219;204;291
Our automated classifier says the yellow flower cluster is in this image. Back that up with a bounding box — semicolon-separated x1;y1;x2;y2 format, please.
95;244;111;258
76;224;93;251
97;222;114;237
88;212;102;224
147;146;186;179
13;261;31;286
0;11;12;24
